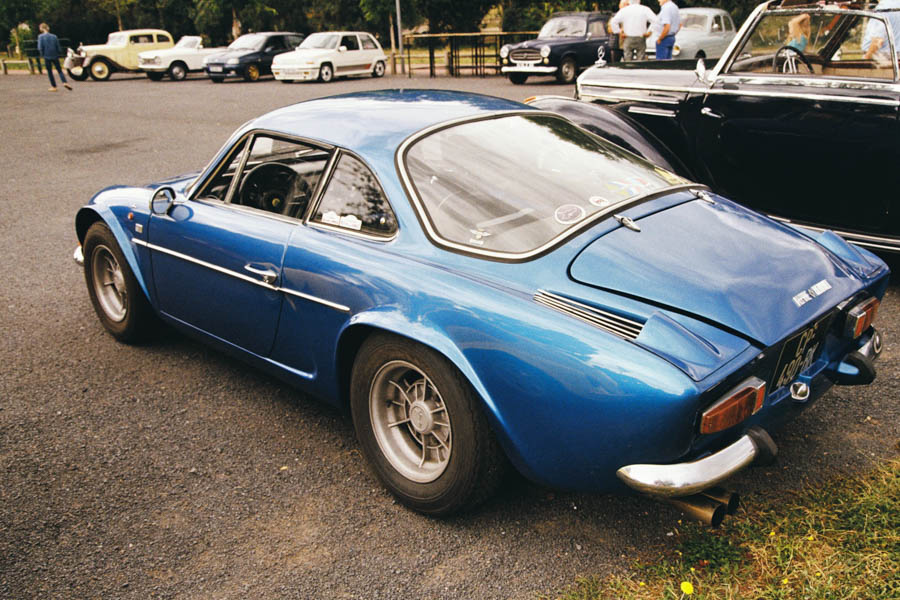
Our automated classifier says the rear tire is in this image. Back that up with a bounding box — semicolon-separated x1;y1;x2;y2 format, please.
83;222;154;343
508;73;528;85
209;76;224;83
168;61;188;81
145;71;164;81
372;60;385;78
350;333;506;516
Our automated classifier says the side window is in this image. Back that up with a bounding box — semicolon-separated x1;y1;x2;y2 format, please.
156;34;172;44
361;34;378;50
588;20;606;37
130;34;153;44
341;35;360;51
713;16;724;32
266;36;285;51
314;153;397;236
286;35;303;48
232;135;330;219
725;16;735;32
195;138;249;202
827;16;896;79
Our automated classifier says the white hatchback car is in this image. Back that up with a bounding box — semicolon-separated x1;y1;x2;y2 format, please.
272;31;387;82
138;35;225;81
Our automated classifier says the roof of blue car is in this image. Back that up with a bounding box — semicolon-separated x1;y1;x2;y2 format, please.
248;89;536;156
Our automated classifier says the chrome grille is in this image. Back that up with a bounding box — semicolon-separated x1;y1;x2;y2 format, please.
510;49;542;62
534;290;643;340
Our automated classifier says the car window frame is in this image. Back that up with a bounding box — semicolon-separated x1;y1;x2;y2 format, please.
307;148;399;242
189;129;336;225
717;7;900;83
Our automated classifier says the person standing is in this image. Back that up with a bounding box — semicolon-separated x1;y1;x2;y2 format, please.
655;0;681;60
609;0;657;62
37;22;71;92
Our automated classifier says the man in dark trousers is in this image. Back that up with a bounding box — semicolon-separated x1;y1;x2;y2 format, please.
37;22;72;92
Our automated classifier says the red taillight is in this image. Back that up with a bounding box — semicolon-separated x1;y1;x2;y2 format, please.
845;297;879;339
700;377;766;435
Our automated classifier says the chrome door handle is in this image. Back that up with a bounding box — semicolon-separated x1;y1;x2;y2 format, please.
244;264;278;285
701;107;723;119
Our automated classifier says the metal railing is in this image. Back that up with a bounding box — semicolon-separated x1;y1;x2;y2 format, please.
402;32;538;77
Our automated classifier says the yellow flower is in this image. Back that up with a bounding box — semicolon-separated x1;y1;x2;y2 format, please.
782;578;789;585
769;531;776;537
639;582;646;587
681;581;694;595
807;535;815;541
690;567;695;573
816;572;823;577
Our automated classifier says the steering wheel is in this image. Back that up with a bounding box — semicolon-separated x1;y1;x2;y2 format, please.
238;162;297;213
772;45;814;74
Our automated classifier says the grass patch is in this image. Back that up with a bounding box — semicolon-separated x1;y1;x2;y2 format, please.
546;458;899;599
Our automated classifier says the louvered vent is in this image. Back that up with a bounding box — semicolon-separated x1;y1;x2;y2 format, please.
534;290;643;340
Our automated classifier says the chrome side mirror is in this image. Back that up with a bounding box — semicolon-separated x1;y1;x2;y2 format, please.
695;57;708;82
150;186;176;215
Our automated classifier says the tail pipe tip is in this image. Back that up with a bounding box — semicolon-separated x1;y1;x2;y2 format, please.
746;426;778;466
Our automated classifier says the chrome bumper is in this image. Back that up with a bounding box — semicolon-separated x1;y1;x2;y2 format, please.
501;65;557;74
616;426;777;497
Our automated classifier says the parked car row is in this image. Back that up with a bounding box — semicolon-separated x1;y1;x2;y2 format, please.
65;29;387;83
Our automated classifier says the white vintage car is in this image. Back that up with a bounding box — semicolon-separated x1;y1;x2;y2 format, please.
272;31;387;82
643;7;737;60
138;35;224;81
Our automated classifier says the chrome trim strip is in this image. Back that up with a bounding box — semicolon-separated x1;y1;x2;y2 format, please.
716;74;900;93
396;110;699;261
627;106;677;117
580;81;697;95
767;216;900;252
140;239;350;312
535;290;643;339
501;65;557;74
617;433;759;497
706;86;899;107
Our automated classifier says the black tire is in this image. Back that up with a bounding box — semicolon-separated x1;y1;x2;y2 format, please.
243;63;260;81
67;67;88;81
350;333;506;516
508;73;528;85
318;63;334;82
372;60;385;78
168;61;188;81
145;71;165;81
88;58;112;81
695;50;706;60
83;222;154;343
209;76;224;83
556;57;577;84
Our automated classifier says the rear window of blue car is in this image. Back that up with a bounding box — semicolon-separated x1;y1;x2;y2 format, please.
402;114;686;258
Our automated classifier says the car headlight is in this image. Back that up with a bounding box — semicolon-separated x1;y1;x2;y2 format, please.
226;57;240;65
673;45;681;56
499;45;509;59
142;56;160;65
540;45;551;58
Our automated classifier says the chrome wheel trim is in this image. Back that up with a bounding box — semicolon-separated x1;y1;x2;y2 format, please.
170;63;186;79
560;60;575;81
369;360;452;483
320;64;333;82
374;61;385;76
91;244;127;322
91;61;109;79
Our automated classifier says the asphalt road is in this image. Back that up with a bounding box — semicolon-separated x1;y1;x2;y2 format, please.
1;71;898;600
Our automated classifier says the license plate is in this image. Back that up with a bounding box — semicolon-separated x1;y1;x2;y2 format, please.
771;313;834;390
209;65;223;72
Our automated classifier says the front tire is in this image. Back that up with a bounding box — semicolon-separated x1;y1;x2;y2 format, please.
318;63;334;82
350;334;506;516
372;60;385;78
556;57;576;84
67;66;88;81
168;61;188;81
508;73;528;85
83;223;153;343
145;71;164;81
243;63;260;81
89;58;112;81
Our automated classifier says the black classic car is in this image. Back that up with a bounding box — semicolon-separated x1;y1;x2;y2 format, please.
500;11;612;84
553;0;900;253
204;31;304;82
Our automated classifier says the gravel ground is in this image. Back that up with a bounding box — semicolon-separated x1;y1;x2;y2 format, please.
1;71;898;600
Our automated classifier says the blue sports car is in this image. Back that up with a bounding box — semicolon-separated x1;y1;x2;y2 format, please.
75;90;887;522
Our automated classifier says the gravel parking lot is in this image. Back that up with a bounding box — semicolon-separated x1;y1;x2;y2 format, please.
1;71;898;599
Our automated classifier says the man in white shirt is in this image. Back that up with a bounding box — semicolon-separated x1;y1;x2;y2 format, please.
609;0;658;61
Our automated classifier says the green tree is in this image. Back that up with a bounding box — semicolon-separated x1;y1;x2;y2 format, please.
420;0;494;32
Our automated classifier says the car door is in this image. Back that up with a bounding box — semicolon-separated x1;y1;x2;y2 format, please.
269;151;399;378
148;133;326;356
260;35;286;72
578;18;607;67
126;33;156;69
360;33;382;69
693;10;900;238
335;34;363;74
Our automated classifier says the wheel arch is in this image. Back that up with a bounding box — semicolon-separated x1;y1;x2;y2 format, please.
76;206;152;303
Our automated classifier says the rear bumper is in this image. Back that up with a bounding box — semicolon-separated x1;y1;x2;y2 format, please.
616;426;776;497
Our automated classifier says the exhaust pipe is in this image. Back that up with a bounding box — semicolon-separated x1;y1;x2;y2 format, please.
665;494;726;528
700;486;740;515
